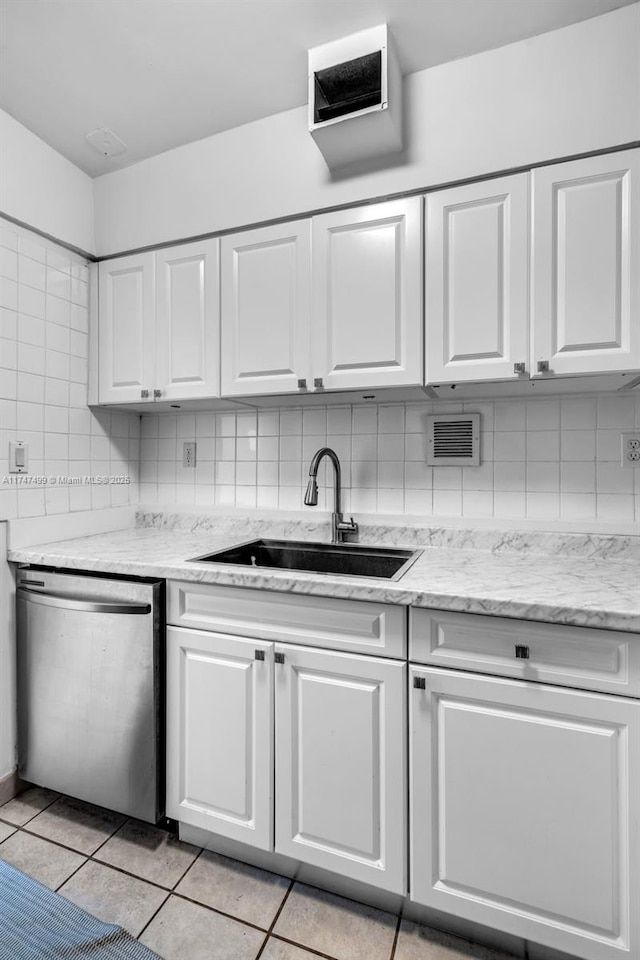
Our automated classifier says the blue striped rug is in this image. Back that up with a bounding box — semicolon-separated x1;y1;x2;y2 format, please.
0;860;161;960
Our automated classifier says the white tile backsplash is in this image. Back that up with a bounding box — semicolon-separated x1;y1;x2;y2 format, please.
138;394;640;526
0;220;139;521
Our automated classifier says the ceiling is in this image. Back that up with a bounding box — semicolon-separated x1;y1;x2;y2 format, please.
0;0;636;178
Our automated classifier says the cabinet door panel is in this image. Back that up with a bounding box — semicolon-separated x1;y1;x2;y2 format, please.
410;667;640;960
426;174;529;383
166;627;273;850
312;199;422;390
276;644;406;893
156;240;220;399
98;253;155;403
221;222;311;396
532;150;640;374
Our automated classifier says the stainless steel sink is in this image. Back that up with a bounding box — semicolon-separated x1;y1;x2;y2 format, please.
190;539;422;580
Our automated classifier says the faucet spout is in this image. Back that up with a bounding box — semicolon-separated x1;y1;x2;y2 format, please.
304;477;318;506
304;447;358;544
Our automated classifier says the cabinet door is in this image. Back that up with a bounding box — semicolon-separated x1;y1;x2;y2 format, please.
166;626;273;851
156;240;220;400
221;221;311;396
426;175;529;383
312;198;422;391
98;253;155;403
410;666;640;960
275;644;406;893
532;149;640;375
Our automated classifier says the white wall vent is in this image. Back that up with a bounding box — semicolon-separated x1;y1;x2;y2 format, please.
427;414;480;466
308;24;402;169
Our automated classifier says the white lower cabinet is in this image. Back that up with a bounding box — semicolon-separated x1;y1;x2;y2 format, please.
275;644;406;893
166;627;274;850
166;609;407;895
410;665;640;960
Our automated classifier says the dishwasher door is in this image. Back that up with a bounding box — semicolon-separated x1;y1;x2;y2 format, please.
16;570;163;823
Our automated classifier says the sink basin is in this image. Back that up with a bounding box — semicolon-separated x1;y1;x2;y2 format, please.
190;539;422;581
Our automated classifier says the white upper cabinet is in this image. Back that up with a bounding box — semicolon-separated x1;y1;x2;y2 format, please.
221;221;311;396
97;240;220;404
156;239;220;400
312;198;423;391
532;149;640;376
426;174;529;383
98;252;155;404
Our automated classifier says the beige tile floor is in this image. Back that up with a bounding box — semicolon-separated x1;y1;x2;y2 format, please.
0;788;520;960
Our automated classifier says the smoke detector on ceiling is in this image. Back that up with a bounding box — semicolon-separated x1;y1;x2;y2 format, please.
86;126;127;158
308;24;402;169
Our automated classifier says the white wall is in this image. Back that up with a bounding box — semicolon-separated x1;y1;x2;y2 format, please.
0;219;140;523
93;4;640;255
0;108;94;255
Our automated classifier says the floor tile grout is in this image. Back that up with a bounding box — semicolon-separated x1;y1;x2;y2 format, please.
169;841;205;892
389;912;402;960
131;889;171;943
253;876;295;960
266;932;349;960
53;852;89;893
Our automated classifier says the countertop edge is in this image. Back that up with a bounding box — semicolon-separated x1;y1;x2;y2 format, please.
9;545;640;635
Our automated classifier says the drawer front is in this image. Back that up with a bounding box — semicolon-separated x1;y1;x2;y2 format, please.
168;581;406;658
410;608;640;697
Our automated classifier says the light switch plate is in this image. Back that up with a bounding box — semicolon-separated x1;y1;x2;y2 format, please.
620;432;640;468
9;440;28;473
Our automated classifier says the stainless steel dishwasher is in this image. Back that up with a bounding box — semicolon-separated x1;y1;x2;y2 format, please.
16;568;164;823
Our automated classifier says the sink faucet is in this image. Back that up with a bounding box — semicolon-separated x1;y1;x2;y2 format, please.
304;447;359;544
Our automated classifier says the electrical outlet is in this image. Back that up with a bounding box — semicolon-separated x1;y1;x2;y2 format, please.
620;433;640;468
183;441;197;468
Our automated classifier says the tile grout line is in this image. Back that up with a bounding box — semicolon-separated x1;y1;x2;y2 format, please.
133;889;171;943
0;789;62;829
265;931;349;960
134;843;208;944
167;842;205;892
388;912;402;960
253;877;295;960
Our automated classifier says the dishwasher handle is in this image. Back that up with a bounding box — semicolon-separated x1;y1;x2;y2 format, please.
18;588;151;616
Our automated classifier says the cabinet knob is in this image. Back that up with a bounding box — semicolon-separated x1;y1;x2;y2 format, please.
413;676;426;690
314;378;324;389
153;389;162;398
537;360;550;374
513;362;526;375
297;379;307;390
254;650;265;661
515;644;530;659
140;389;150;399
275;652;285;664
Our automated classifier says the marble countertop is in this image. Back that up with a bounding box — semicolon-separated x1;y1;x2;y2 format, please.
8;517;640;633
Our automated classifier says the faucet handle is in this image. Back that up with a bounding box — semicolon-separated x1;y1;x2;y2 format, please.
337;516;359;538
